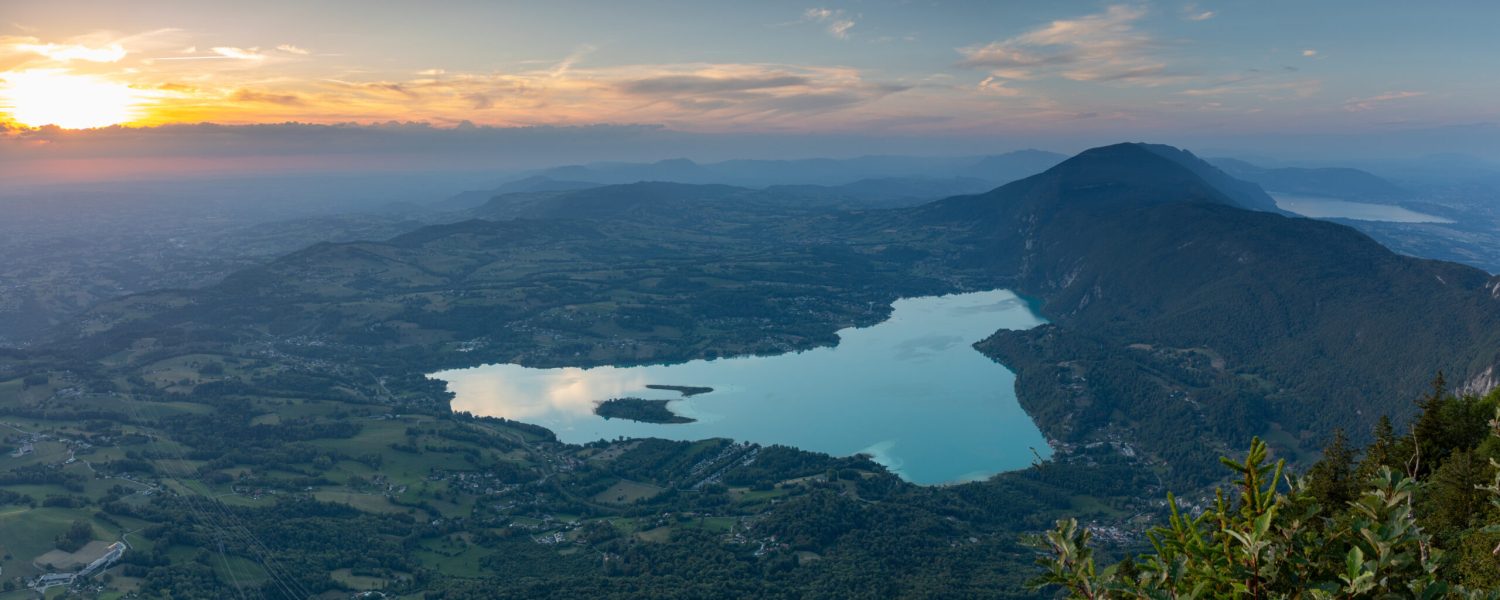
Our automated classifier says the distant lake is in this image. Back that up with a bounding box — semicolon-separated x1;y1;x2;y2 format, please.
1271;193;1453;223
431;290;1051;485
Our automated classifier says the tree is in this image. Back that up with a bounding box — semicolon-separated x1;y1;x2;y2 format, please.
1032;417;1500;599
1356;415;1397;482
1425;449;1488;537
55;520;94;552
1306;429;1357;509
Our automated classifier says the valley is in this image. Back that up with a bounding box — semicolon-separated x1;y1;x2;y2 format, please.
4;3;1499;596
1;143;1498;598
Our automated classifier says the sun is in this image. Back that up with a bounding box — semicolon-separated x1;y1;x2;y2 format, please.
0;69;149;129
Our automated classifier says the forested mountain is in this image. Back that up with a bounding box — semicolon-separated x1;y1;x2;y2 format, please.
3;1;1493;596
451;164;1031;217
58;193;940;380
60;143;1500;482
904;143;1500;483
8;142;1500;597
520;150;1067;187
761;176;1000;208
1211;157;1411;200
466;179;988;222
434;176;604;211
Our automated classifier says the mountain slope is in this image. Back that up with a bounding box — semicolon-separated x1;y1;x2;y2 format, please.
55;142;1500;488
1138;145;1286;213
521;151;1067;187
67;201;939;377
905;143;1500;483
763;176;999;208
432;176;603;212
467;179;997;223
1211;157;1410;201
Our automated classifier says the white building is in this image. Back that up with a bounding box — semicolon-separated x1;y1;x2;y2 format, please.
31;572;75;590
79;542;127;577
31;541;127;591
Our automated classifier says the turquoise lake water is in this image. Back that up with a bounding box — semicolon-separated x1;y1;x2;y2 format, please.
432;289;1050;484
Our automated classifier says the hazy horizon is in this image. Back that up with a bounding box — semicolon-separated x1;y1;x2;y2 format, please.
5;1;1500;185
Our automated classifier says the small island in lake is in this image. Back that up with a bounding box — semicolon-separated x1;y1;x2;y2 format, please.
595;397;695;424
645;384;714;397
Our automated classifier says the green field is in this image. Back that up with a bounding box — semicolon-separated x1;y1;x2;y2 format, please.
591;479;663;504
0;507;119;578
313;490;405;514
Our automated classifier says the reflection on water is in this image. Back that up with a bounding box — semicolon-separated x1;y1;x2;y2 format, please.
431;290;1050;484
1272;193;1452;223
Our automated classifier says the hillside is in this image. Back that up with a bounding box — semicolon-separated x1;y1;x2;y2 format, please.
63;203;940;382
521;150;1067;187
1211;157;1410;200
904;143;1500;482
9;142;1500;597
433;176;603;211
466;179;980;222
57;143;1500;481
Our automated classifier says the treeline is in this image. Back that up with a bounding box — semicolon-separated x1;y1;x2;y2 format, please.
1034;376;1500;597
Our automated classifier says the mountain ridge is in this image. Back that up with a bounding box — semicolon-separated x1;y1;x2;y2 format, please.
1210;157;1411;201
895;142;1500;482
517;150;1068;187
49;142;1500;488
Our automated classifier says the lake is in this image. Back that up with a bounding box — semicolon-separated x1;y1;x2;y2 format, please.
1271;193;1453;223
431;289;1051;485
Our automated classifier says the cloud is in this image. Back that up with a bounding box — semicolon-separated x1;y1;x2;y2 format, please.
1180;77;1320;99
803;8;856;40
957;5;1174;85
155;45;271;62
550;45;595;78
1182;3;1214;21
1302;49;1317;57
618;74;810;95
0;31;921;134
230;89;305;105
602;65;906;124
465;93;494;110
0;27;947;134
619;74;895;128
958;46;1075;72
1343;90;1424;112
977;76;1022;96
212;46;265;61
14;41;126;62
335;80;421;99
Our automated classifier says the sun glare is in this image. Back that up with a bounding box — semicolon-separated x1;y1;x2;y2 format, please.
0;69;148;129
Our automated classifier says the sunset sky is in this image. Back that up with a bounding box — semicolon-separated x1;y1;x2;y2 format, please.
3;0;1495;135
